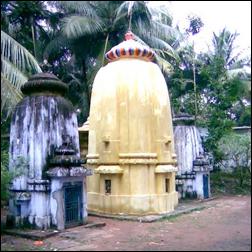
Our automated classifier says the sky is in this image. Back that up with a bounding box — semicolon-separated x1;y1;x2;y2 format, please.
149;1;251;57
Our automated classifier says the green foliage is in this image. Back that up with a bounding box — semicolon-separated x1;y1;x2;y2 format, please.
1;149;11;204
237;105;251;126
219;133;251;166
1;30;42;120
42;1;183;124
211;28;240;68
168;27;250;171
1;126;28;205
210;133;251;194
211;170;251;195
217;133;251;185
1;1;53;60
62;15;103;39
0;144;29;206
1;1;61;120
200;57;249;166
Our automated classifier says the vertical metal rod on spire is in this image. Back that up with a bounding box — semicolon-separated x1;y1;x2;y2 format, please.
128;10;132;31
102;33;109;66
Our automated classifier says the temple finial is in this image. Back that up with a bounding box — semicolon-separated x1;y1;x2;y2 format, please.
124;30;134;40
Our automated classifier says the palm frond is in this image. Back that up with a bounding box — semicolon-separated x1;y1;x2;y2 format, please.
116;1;152;28
133;33;174;74
134;29;179;61
1;30;42;73
151;20;182;42
116;1;135;17
1;30;41;119
1;57;28;91
211;28;241;68
57;1;97;17
132;33;150;46
155;54;174;75
1;73;23;117
154;48;177;61
113;12;128;29
153;38;179;60
134;19;182;48
62;16;103;39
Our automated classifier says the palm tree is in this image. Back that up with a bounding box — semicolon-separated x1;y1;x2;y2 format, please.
197;29;251;126
45;1;183;74
211;28;239;69
210;28;251;101
44;1;182;123
116;1;182;73
208;28;250;79
0;1;63;120
1;30;42;120
45;1;181;117
1;1;53;62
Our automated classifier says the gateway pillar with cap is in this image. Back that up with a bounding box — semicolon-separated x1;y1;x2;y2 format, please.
86;32;178;215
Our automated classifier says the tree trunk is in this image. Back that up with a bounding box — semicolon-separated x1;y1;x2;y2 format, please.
31;17;37;59
239;167;244;187
192;43;197;125
102;33;109;66
82;59;90;106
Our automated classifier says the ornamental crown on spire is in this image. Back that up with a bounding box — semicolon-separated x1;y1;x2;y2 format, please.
105;31;155;62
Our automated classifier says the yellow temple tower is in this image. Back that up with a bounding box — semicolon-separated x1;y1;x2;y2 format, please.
85;31;178;215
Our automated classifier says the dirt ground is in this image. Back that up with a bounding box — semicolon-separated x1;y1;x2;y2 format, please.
1;195;251;251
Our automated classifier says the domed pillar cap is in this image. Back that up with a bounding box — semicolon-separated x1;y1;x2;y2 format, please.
21;72;68;96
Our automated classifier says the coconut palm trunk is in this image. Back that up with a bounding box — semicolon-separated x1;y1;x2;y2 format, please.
30;17;37;60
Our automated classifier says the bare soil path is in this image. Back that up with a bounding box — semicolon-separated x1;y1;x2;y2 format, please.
1;195;251;251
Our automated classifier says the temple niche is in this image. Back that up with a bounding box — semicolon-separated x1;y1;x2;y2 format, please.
8;73;91;230
84;31;178;216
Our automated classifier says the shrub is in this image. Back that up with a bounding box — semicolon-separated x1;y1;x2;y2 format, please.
1;150;11;205
218;132;251;179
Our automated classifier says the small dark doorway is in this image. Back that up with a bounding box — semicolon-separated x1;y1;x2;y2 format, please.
64;183;83;227
203;174;209;198
105;179;111;194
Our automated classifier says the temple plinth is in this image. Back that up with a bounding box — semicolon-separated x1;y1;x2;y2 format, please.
86;31;178;215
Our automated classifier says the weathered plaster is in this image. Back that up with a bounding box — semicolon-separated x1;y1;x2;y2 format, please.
86;58;178;215
8;73;87;229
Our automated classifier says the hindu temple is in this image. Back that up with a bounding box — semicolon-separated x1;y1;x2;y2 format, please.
8;73;91;230
173;114;213;199
85;31;178;215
